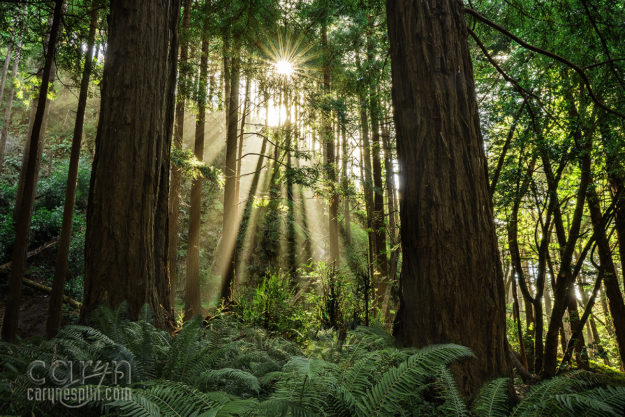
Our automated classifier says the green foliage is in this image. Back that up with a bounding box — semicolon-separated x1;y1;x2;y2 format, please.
1;307;624;416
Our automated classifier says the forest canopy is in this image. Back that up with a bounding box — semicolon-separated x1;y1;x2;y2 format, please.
1;0;625;415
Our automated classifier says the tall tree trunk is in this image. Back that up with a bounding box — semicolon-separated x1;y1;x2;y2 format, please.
184;36;209;318
387;0;510;394
219;39;240;302
0;6;25;167
168;0;191;307
367;20;388;304
355;51;375;300
81;0;179;326
341;123;351;246
2;0;64;342
0;37;13;106
322;22;339;267
232;68;251;277
46;4;97;338
381;115;398;321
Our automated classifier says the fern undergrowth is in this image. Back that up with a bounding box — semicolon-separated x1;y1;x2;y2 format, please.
1;305;624;416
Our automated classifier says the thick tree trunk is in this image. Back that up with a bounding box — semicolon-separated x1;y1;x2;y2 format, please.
184;36;209;318
81;0;179;326
46;4;98;338
387;0;510;395
1;0;64;342
219;39;240;302
168;0;191;307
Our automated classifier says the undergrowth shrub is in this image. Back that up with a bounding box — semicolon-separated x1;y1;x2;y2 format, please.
1;305;624;416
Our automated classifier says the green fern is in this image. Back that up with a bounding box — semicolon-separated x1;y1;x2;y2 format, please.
436;366;469;417
472;377;511;417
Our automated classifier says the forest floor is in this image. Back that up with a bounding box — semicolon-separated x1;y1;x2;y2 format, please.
0;244;79;339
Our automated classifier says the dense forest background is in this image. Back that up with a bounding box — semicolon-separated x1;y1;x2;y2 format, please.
1;0;625;415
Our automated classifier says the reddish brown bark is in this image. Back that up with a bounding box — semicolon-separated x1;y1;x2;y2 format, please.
81;0;179;326
387;0;510;394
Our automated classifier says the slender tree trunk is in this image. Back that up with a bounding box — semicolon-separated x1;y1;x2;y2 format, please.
387;0;510;394
232;69;251;276
219;39;240;302
381;116;398;321
511;274;529;369
341;123;351;245
168;0;191;307
2;0;64;342
0;40;12;107
46;4;97;338
0;7;24;167
184;36;208;318
542;96;592;376
81;0;179;326
321;22;339;267
367;21;388;303
587;185;625;366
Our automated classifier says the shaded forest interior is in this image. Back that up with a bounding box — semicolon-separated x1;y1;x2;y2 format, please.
1;0;625;415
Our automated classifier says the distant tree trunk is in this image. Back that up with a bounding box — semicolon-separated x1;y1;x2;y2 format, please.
355;50;375;297
1;0;64;342
81;0;179;326
341;123;351;246
511;274;529;369
0;39;12;106
184;36;208;319
381;115;398;320
387;0;510;394
542;94;592;377
587;185;625;366
235;71;251;216
321;22;339;267
219;39;240;302
46;4;97;338
366;21;388;304
232;69;251;276
168;0;192;307
0;7;24;167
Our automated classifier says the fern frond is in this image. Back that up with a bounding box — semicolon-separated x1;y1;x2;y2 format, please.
358;344;473;416
435;366;468;417
472;378;511;417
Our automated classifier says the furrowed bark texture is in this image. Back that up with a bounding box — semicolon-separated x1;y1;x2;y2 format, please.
82;0;179;326
387;0;510;394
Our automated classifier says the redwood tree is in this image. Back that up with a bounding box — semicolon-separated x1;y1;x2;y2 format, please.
81;0;179;325
386;0;510;394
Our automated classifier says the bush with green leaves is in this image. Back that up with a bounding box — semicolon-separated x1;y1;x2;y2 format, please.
1;305;624;417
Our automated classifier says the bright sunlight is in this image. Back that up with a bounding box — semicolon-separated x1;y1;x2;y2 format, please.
274;59;294;77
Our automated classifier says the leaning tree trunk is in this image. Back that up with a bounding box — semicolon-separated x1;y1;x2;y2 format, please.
46;3;98;338
1;0;64;342
81;0;179;326
386;0;510;395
